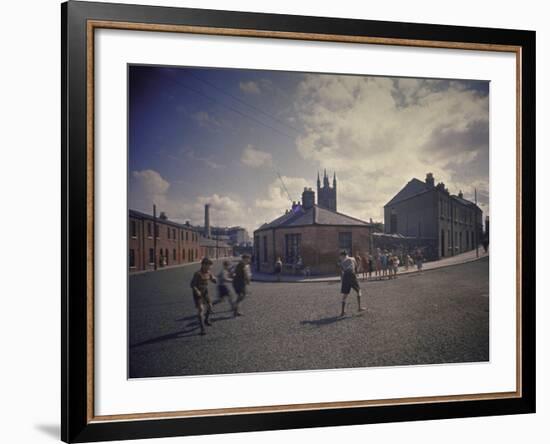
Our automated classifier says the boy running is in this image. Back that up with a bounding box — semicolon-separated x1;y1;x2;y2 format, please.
232;254;252;317
339;250;366;317
214;260;234;309
190;257;217;335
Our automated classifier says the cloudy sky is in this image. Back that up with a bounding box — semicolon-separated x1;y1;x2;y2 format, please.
129;65;489;234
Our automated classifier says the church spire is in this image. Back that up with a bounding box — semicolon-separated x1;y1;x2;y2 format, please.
317;171;321;187
323;168;329;187
333;171;337;188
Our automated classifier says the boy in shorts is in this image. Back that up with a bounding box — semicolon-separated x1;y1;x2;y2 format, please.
190;257;217;335
339;250;366;317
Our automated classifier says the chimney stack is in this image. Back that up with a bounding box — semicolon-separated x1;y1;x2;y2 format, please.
204;204;211;238
425;172;435;188
302;187;315;210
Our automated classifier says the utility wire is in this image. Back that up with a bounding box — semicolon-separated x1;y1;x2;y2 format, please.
161;70;297;141
186;70;301;135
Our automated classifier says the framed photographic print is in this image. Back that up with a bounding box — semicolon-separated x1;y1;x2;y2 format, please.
61;1;536;442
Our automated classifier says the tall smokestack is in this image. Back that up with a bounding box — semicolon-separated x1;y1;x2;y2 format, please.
204;204;211;238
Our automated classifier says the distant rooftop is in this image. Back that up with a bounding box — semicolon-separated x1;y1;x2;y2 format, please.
256;204;373;231
129;209;199;230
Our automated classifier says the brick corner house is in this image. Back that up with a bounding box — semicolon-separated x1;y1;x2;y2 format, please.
253;174;379;275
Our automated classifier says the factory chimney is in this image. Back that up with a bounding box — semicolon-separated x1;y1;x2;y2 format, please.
204;204;211;238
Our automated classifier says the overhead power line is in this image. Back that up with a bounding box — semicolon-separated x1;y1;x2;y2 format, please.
161;70;297;141
186;70;301;135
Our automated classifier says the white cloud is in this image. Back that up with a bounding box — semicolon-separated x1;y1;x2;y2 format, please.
191;110;222;129
239;81;261;95
181;147;224;169
129;169;260;233
293;75;490;220
129;169;170;211
241;144;273;168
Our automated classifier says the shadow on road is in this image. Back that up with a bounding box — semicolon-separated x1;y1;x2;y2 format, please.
301;315;350;326
130;323;202;348
131;309;236;348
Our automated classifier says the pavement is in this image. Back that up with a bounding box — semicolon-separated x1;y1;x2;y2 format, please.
129;256;489;378
252;249;489;283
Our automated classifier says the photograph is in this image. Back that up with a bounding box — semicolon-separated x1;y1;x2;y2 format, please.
127;64;490;379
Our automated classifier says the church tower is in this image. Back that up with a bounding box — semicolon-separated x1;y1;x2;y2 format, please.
317;170;337;212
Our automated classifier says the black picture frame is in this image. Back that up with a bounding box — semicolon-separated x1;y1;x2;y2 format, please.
61;1;536;442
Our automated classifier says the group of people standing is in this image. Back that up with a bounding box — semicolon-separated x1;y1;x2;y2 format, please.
189;254;252;335
351;248;425;280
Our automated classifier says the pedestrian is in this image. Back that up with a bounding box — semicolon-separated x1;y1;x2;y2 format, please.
375;248;382;278
415;249;424;271
190;257;217;335
214;260;234;309
355;252;364;280
381;251;388;278
405;254;412;270
392;255;400;278
367;254;374;279
387;254;394;279
232;254;252;317
482;236;489;253
274;257;283;282
338;250;365;317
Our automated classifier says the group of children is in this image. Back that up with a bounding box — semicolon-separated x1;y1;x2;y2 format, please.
189;254;251;335
352;249;401;280
190;248;425;333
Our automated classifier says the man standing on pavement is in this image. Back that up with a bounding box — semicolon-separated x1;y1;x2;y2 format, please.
190;257;217;335
338;250;366;317
232;254;252;317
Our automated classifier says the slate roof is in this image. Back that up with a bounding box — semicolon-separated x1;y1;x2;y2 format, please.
385;178;430;207
451;195;477;207
385;178;480;209
257;205;371;231
129;209;200;231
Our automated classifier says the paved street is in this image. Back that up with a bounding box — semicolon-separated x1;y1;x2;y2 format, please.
129;257;489;378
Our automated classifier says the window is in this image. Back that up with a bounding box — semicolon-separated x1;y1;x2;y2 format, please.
148;248;154;264
129;249;136;268
154;224;159;238
182;249;185;261
263;236;268;262
147;222;152;238
390;210;398;233
338;232;352;255
172;228;176;240
130;220;137;238
165;248;169;265
285;233;301;263
167;227;171;239
186;231;189;241
254;235;260;267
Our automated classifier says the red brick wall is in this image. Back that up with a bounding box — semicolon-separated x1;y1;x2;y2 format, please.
255;225;373;275
129;215;201;272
